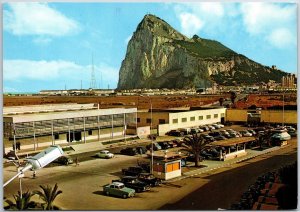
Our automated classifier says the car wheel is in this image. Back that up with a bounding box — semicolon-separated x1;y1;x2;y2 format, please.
105;191;110;196
122;194;128;199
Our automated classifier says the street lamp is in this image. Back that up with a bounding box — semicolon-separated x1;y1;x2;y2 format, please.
3;145;64;198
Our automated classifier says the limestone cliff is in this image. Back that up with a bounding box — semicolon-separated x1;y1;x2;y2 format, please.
117;14;287;89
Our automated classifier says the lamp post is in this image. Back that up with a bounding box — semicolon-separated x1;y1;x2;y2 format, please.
149;97;154;175
282;92;285;127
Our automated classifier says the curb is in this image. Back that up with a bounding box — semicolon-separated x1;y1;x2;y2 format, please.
167;145;289;183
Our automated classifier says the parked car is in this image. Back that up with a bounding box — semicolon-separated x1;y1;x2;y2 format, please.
247;129;256;136
54;155;73;165
138;173;162;187
103;182;135;198
136;146;147;154
200;150;213;159
209;132;221;137
240;130;253;137
207;148;220;158
288;129;297;137
158;142;171;150
212;124;221;129
122;166;146;176
166;130;184;137
220;130;230;137
4;150;18;160
113;176;150;193
229;132;240;138
95;150;114;159
203;135;215;142
200;126;210;131
179;128;191;135
271;132;291;141
120;148;138;156
172;139;183;147
207;125;215;130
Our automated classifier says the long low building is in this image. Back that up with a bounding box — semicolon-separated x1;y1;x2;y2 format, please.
3;104;137;151
137;107;227;136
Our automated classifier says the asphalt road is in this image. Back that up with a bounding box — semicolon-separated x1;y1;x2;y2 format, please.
159;142;297;210
3;139;296;210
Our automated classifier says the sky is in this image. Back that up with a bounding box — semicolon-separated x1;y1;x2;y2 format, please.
2;2;298;93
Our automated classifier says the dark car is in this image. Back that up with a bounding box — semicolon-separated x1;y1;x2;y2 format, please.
146;142;162;151
120;147;138;156
122;166;146;176
113;176;150;192
166;130;184;137
138;173;162;187
208;132;222;137
200;150;213;159
158;142;171;150
207;148;220;158
203;135;215;142
54;155;73;165
172;139;183;147
200;126;210;131
136;146;147;154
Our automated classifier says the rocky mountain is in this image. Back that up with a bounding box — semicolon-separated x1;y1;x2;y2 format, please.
117;14;287;89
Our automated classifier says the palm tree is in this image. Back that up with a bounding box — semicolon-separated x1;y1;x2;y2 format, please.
183;134;210;167
34;183;62;210
5;191;36;210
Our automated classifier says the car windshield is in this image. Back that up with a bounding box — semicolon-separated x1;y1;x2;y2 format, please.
118;185;124;189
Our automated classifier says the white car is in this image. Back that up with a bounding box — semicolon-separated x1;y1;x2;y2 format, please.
240;130;252;137
212;124;221;129
271;132;291;141
95;150;114;159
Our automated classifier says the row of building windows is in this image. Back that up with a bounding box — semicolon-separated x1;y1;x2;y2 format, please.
172;113;222;124
137;118;166;124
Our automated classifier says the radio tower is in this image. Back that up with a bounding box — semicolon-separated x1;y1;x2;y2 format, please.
90;54;97;89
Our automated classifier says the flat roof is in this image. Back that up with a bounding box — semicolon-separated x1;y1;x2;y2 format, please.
4;108;137;123
148;107;226;113
3;103;97;115
209;137;256;147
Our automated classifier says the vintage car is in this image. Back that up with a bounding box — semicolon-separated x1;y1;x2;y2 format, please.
122;166;146;176
95;150;114;159
103;182;135;198
138;173;162;187
113;176;150;192
53;155;74;165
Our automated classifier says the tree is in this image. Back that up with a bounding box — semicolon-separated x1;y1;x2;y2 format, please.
5;191;36;210
219;97;224;106
183;134;210;167
34;183;62;210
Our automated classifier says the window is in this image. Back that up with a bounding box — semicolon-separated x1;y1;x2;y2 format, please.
182;118;187;122
221;113;225;117
214;114;218;118
146;118;151;124
173;119;178;124
199;116;203;120
206;115;211;119
166;162;180;173
137;118;140;123
153;164;163;172
190;117;195;121
159;119;166;124
88;130;92;135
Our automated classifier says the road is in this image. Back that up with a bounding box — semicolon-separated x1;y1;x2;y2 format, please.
3;138;296;210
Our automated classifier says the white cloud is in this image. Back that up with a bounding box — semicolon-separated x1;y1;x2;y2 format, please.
240;3;296;35
3;60;119;89
4;3;80;37
268;28;296;48
179;12;204;37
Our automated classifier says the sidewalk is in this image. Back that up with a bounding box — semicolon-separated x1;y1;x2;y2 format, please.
167;145;285;183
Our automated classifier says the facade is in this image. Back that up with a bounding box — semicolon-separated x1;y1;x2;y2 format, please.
137;107;227;136
3;104;137;152
282;74;296;88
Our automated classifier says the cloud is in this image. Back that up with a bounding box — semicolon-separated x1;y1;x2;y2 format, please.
178;13;204;37
3;60;119;89
268;28;296;48
4;2;80;37
240;3;296;48
33;37;52;45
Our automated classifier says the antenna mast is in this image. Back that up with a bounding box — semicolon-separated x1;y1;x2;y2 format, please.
90;54;97;89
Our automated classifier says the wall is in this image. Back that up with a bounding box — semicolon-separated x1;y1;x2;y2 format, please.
261;110;297;124
137;112;169;128
226;109;248;122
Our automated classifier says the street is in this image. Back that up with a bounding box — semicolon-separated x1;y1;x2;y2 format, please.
3;139;297;210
